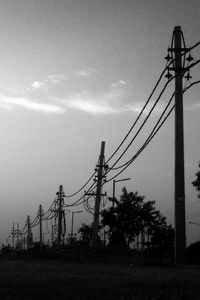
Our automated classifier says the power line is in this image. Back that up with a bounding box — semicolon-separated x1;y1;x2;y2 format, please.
105;77;200;183
111;92;175;171
106;76;175;173
105;67;169;164
65;171;96;198
105;41;200;167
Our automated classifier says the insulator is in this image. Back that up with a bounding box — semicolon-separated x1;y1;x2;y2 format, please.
185;72;192;81
165;53;171;61
165;70;173;79
186;52;194;62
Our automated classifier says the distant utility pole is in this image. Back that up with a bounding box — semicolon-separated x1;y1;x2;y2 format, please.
11;223;15;248
38;204;44;249
92;141;106;246
167;26;187;264
56;185;65;247
27;215;32;250
71;211;82;238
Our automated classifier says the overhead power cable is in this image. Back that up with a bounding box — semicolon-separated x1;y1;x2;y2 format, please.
65;181;97;207
65;171;96;198
106;75;175;174
106;41;200;167
106;67;169;164
105;78;200;183
106;98;175;182
111;91;175;171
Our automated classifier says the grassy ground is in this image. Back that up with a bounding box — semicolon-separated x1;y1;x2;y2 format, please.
0;257;200;300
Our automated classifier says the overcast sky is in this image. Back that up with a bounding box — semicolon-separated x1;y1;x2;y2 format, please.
0;0;200;245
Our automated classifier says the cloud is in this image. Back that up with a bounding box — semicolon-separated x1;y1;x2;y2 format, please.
111;80;127;87
74;68;95;78
2;75;158;116
31;81;45;89
65;94;117;115
46;74;67;84
59;86;149;115
30;74;67;90
0;94;65;114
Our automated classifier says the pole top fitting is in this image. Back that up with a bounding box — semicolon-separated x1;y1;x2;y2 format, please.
174;26;181;31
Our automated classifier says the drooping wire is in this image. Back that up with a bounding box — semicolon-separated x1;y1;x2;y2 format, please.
105;41;200;167
111;92;175;171
106;75;175;174
105;67;169;165
106;100;175;182
65;171;96;198
65;181;97;207
105;76;200;183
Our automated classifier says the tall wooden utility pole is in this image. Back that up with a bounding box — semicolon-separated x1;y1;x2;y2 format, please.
11;223;15;248
168;26;186;263
57;185;64;247
92;141;105;246
38;204;43;249
174;26;186;264
27;215;31;250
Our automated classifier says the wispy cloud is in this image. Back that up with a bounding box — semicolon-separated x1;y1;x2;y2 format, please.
74;68;95;78
59;83;148;115
111;80;127;87
64;93;117;115
0;94;65;114
46;74;67;84
1;74;156;116
30;74;67;90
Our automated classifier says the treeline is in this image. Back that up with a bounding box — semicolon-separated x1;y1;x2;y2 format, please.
79;187;174;255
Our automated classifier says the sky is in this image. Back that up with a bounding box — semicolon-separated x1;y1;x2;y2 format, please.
0;0;200;246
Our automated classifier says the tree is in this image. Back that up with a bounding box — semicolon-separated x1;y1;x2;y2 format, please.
78;223;102;245
101;187;174;250
192;162;200;197
78;223;93;244
101;188;145;247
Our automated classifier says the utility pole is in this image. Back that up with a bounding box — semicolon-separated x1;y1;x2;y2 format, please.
56;185;65;247
71;211;82;238
92;141;106;246
38;204;44;249
27;215;31;250
167;26;186;263
16;223;20;248
174;26;186;264
11;223;15;249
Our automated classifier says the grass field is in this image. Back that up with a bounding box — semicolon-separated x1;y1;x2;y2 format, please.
0;257;200;300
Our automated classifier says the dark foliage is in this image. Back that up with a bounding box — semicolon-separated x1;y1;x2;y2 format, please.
101;188;174;251
192;162;200;198
187;241;200;263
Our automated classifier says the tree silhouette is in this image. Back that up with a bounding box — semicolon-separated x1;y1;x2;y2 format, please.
192;162;200;198
101;187;174;250
78;223;93;243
